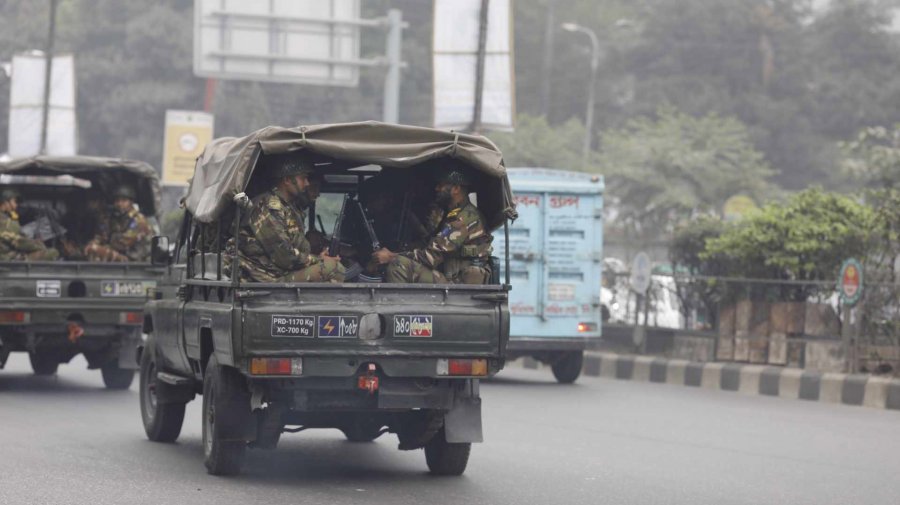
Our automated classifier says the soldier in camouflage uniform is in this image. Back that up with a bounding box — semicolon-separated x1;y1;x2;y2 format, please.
0;188;59;261
229;161;344;283
373;169;492;284
84;186;152;262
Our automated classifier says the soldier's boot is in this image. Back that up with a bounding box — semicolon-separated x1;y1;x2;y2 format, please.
27;248;59;261
385;255;446;284
282;258;346;283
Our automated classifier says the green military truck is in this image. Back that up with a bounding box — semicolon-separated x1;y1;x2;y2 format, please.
0;156;162;389
138;122;515;476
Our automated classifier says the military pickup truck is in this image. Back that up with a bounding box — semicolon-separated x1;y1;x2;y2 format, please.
0;156;162;389
138;122;515;476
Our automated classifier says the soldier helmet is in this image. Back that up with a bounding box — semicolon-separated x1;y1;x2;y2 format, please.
112;185;137;201
0;187;20;203
280;159;315;179
437;168;474;188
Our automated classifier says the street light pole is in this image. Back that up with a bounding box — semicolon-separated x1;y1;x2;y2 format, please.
562;23;600;171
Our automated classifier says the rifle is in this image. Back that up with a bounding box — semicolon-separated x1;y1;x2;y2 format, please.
396;188;411;248
354;199;381;251
329;193;351;257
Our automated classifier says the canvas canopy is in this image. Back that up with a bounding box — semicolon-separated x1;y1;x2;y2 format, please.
0;155;161;217
184;121;517;230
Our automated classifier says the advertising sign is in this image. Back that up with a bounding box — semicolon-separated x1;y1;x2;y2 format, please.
432;0;515;130
8;52;77;157
194;0;361;87
162;110;214;186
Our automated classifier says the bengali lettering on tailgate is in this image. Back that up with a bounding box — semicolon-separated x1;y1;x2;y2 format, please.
393;315;433;337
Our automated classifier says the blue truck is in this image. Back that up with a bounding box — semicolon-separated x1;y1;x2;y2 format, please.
496;168;604;383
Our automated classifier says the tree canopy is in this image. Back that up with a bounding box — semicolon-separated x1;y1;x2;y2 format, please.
598;107;773;240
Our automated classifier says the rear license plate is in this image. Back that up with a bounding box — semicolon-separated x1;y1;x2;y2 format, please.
101;281;156;297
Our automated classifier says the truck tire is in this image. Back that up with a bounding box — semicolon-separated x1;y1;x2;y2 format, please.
101;362;135;390
203;354;248;476
140;348;185;443
341;417;384;443
29;352;58;376
551;351;584;384
424;428;471;476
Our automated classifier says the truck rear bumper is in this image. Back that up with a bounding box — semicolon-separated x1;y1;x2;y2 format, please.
506;337;602;356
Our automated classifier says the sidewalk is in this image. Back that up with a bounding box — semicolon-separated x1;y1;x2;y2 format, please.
517;351;900;411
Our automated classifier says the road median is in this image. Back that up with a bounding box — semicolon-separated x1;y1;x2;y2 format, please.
517;352;900;411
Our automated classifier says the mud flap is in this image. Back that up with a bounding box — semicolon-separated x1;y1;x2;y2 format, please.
118;334;141;370
444;396;483;443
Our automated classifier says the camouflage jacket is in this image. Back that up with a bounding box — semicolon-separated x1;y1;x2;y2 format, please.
88;208;152;262
0;211;50;260
232;189;318;282
403;200;492;273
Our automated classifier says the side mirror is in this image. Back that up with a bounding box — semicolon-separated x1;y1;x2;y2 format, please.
151;236;172;265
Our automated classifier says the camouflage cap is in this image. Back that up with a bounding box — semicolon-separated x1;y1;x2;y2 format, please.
112;185;137;200
280;159;315;179
0;187;20;203
437;168;473;188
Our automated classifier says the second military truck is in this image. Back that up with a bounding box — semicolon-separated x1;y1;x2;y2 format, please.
0;156;161;389
139;122;514;476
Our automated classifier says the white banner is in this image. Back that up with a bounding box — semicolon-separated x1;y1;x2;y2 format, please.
432;0;515;130
8;52;77;157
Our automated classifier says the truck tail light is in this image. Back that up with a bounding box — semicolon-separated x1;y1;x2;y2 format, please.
250;358;302;376
577;322;598;332
120;312;143;325
0;311;29;324
437;359;488;377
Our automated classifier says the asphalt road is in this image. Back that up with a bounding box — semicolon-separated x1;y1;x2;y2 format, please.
1;353;899;505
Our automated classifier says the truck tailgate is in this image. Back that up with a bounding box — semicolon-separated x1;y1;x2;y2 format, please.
240;285;508;358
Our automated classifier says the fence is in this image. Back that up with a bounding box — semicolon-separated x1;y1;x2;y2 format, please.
602;271;900;375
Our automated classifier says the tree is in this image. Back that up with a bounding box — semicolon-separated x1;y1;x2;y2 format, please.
703;188;874;293
670;216;730;329
841;124;900;190
598;107;773;241
486;114;593;170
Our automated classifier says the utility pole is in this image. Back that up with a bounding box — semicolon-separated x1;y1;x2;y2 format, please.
561;22;599;171
382;9;403;124
39;0;59;155
470;0;490;133
539;0;556;118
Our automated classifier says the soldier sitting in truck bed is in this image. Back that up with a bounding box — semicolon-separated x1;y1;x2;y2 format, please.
373;168;493;284
0;188;60;261
84;185;153;262
228;160;344;283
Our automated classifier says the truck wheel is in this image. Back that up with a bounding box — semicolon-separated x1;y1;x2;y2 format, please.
341;417;384;442
101;362;135;390
203;354;248;476
424;428;471;476
551;351;584;384
140;349;185;443
29;352;58;376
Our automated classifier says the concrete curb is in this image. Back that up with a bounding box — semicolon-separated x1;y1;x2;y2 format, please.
517;352;900;411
